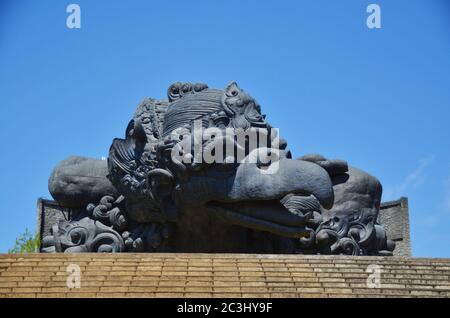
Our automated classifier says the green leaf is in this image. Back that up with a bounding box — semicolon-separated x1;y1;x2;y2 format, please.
8;228;40;254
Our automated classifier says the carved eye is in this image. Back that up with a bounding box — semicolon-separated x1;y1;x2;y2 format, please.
225;82;240;97
71;232;80;243
69;230;86;245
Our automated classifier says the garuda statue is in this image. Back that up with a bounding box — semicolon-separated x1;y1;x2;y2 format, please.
41;81;395;256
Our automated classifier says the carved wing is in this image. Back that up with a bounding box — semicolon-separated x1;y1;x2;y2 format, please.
109;137;136;176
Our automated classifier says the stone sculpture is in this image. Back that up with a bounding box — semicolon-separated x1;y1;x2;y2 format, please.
41;81;395;255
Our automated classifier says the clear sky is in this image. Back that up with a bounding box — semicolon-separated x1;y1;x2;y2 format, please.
0;0;449;256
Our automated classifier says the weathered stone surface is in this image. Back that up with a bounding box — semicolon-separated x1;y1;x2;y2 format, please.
37;196;411;256
48;156;118;209
42;82;396;255
36;199;70;242
379;197;411;256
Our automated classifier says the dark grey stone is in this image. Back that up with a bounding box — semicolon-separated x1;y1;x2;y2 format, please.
48;156;118;209
36;198;71;242
41;81;398;255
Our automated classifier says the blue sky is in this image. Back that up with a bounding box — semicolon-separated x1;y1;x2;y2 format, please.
0;0;449;256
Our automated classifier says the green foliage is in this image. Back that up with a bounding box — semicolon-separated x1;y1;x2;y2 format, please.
8;228;40;253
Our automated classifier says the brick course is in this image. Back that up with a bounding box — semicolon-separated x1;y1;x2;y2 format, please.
0;253;449;298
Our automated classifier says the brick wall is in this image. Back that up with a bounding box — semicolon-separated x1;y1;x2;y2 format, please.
379;197;411;256
0;253;449;298
36;198;71;242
